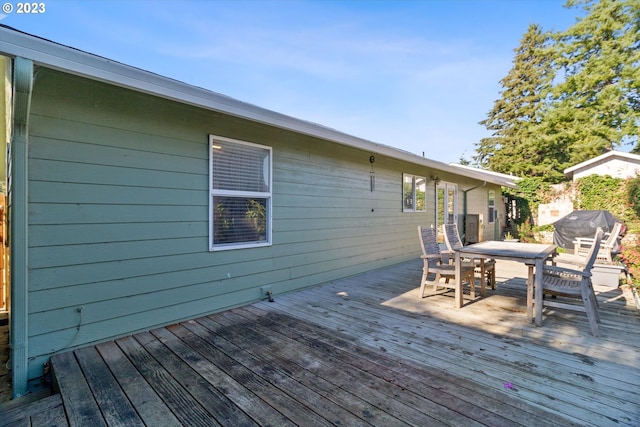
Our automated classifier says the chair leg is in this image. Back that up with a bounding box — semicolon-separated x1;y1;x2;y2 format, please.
419;266;428;298
470;278;475;298
582;284;601;337
585;300;600;337
587;290;601;323
438;274;447;292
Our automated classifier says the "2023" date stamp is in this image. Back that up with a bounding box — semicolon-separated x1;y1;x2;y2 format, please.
2;2;47;14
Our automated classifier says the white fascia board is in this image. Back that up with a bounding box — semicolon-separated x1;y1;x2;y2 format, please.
564;151;640;175
0;25;472;179
448;163;520;188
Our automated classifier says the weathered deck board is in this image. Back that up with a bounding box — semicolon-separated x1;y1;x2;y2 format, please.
0;394;66;426
3;258;639;426
194;314;409;426
115;335;222;427
149;327;294;426
234;306;543;427
254;261;638;426
50;351;107;427
95;341;183;426
205;310;456;426
74;346;145;427
166;322;334;426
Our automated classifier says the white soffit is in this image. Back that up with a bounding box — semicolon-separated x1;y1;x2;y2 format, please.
0;24;509;185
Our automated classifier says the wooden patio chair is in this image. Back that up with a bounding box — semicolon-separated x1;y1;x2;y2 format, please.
418;225;475;300
539;228;604;336
573;222;622;262
443;223;496;290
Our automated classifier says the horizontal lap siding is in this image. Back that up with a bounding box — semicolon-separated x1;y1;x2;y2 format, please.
461;184;504;242
24;69;434;379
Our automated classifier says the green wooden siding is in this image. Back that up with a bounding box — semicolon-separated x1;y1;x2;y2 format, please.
23;68;458;380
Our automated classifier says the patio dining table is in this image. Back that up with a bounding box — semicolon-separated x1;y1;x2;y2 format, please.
454;240;558;326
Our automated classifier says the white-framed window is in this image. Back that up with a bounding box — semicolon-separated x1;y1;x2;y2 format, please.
402;174;426;212
209;135;272;251
488;190;496;223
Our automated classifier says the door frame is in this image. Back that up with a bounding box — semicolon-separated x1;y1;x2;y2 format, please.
435;181;458;242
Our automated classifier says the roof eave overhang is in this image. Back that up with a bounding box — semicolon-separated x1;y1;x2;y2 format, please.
0;25;511;187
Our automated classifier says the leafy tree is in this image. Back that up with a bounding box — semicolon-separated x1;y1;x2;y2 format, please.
475;24;555;177
544;0;640;163
477;0;640;181
503;177;553;224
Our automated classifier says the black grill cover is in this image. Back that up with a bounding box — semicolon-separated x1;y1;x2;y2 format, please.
553;210;622;250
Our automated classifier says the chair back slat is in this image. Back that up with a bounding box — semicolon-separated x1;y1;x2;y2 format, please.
583;228;605;272
605;222;623;246
418;226;441;266
443;223;463;252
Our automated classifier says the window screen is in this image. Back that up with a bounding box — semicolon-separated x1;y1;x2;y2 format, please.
209;135;272;250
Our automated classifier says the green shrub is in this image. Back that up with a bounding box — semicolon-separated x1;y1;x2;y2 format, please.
626;176;640;219
575;175;632;222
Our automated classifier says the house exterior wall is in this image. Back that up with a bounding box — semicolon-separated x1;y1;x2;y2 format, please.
1;56;8;192
24;67;485;379
1;56;9;311
572;157;640;181
457;182;505;241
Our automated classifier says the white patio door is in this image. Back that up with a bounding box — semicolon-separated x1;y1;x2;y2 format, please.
436;182;458;242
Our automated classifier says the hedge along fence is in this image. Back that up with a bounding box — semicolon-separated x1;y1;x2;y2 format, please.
504;175;640;242
509;175;640;287
574;175;636;225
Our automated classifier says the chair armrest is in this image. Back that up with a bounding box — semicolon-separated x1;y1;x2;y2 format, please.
573;237;595;245
574;232;612;244
543;264;591;278
421;254;441;259
553;253;585;267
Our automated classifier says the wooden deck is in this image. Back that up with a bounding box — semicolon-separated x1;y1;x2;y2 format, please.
1;259;639;426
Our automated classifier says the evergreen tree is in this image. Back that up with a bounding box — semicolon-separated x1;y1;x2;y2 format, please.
476;0;640;181
475;24;556;178
546;0;640;163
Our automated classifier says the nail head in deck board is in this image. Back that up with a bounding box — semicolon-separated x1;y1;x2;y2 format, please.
50;351;107;427
94;341;182;427
73;346;145;427
114;335;222;427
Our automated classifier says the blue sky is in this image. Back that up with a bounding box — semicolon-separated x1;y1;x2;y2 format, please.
1;0;581;163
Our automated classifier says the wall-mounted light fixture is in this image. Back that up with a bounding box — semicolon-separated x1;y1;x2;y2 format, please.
369;155;376;192
430;174;441;185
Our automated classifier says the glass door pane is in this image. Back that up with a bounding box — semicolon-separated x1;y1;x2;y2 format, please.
436;187;445;243
436;183;457;243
